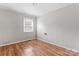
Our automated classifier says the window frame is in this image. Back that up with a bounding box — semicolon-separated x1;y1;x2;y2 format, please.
23;17;33;32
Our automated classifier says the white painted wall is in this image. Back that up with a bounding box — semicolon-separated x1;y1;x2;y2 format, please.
37;4;79;51
0;8;36;45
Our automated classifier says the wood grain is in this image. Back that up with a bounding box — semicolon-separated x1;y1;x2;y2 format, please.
0;39;79;56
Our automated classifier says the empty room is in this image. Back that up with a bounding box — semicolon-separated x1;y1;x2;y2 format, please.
0;3;79;56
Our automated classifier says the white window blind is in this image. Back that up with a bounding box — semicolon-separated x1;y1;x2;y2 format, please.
24;17;33;32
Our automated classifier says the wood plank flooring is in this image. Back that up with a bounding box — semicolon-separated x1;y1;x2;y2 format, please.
0;39;79;56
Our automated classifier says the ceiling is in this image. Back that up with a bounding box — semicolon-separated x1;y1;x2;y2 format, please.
0;3;72;16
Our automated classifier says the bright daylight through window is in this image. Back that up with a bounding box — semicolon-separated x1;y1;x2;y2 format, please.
24;17;33;32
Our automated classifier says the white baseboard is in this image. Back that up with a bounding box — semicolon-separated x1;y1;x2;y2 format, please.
0;38;34;47
37;38;79;53
0;37;79;53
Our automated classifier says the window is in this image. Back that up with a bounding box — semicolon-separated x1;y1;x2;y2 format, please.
24;17;33;32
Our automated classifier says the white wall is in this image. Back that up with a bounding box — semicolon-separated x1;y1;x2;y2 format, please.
0;8;36;45
37;4;79;51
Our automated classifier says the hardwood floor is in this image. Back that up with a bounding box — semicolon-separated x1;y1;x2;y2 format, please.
0;39;79;56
